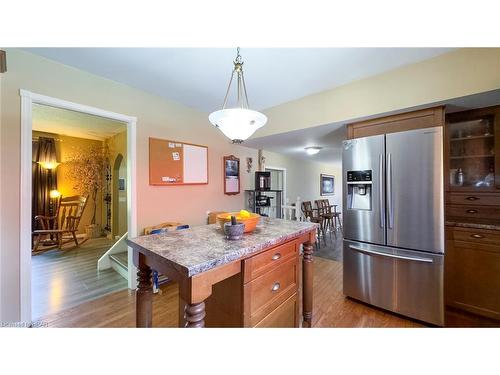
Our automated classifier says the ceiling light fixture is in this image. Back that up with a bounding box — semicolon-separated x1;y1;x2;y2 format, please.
305;147;322;155
209;48;267;144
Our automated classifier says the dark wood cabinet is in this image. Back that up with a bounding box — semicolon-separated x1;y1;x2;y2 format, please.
346;106;444;139
444;105;500;326
445;227;500;323
446;106;500;192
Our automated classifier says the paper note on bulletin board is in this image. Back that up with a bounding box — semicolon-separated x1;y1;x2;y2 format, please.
149;138;208;185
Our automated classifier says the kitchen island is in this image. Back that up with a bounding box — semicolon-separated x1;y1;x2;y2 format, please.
127;218;317;328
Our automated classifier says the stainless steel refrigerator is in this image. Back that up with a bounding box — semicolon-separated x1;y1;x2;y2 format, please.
342;126;444;326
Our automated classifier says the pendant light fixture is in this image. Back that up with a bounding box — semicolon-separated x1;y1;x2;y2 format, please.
209;48;267;144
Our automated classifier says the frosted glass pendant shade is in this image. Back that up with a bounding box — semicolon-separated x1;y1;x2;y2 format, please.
208;48;267;143
209;108;267;144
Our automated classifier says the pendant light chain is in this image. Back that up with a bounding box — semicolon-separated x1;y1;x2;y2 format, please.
221;47;249;110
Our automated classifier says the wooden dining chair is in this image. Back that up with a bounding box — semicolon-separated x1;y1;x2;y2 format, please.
32;195;89;252
301;201;325;248
315;199;336;240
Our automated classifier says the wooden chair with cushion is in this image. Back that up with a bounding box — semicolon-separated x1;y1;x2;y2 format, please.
315;199;337;240
32;195;89;252
301;201;325;248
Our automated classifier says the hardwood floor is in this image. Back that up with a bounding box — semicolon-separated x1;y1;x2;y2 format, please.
32;237;128;319
39;255;424;328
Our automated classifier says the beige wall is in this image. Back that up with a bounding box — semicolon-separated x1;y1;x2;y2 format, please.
260;48;500;137
263;150;342;213
32;131;105;234
0;49;259;321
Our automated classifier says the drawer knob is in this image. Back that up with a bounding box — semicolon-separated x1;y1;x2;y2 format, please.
271;282;281;292
271;253;281;261
471;234;485;239
466;196;479;201
466;209;478;214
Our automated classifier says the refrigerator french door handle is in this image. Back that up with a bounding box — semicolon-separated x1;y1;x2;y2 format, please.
379;154;385;228
349;245;434;263
387;153;394;229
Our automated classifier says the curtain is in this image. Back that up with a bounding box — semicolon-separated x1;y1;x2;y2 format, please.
32;137;58;231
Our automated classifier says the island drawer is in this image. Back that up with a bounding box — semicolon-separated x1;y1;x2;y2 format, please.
243;239;298;283
254;293;298;328
446;205;500;221
447;193;500;206
243;256;299;326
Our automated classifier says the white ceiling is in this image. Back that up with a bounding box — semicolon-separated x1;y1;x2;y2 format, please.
25;48;454;112
32;104;126;140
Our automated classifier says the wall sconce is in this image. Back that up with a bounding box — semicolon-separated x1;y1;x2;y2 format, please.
38;161;61;170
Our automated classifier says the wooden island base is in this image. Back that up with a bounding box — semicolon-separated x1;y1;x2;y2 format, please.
133;228;316;328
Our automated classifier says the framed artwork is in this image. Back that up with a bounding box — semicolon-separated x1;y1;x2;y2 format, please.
320;174;335;196
224;155;240;195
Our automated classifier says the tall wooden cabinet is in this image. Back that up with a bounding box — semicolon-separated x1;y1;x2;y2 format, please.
445;105;500;326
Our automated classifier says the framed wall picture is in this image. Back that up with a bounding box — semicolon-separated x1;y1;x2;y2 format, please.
320;174;335;196
224;155;240;195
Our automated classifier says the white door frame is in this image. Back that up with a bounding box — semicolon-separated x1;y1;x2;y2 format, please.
265;166;287;206
20;89;138;321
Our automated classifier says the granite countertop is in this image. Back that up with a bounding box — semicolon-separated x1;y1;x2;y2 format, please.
446;221;500;231
127;218;318;277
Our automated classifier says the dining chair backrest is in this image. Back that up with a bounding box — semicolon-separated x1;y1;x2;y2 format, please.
301;201;315;220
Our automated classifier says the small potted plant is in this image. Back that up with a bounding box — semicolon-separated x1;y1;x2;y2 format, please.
66;144;109;239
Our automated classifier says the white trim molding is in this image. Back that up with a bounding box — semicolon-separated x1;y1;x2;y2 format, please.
264;165;287;207
19;90;138;321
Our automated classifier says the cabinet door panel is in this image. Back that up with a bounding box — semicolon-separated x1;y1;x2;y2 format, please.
446;234;500;320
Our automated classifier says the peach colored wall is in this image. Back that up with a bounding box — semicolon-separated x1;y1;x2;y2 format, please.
32;130;105;234
0;49;258;321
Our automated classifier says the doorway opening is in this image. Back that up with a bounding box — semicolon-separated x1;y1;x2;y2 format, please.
20;90;137;322
264;166;286;218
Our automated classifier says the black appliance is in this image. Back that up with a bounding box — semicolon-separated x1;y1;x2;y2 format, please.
255;193;273;207
255;171;271;191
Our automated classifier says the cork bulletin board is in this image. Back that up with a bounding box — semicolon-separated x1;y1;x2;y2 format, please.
149;137;208;185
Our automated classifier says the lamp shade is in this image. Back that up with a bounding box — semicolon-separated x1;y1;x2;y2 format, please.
209;108;267;143
38;161;61;169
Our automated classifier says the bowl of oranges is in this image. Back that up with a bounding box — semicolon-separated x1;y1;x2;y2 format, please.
216;210;260;233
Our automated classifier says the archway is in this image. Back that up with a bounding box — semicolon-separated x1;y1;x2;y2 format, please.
112;153;125;238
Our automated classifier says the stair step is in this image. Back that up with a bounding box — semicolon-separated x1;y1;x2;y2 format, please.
109;252;128;271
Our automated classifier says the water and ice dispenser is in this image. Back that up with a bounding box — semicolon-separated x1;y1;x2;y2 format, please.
346;170;372;211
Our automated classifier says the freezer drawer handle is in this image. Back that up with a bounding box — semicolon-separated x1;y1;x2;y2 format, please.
349;245;434;263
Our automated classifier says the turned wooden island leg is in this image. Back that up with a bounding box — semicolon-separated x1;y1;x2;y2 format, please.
302;241;314;328
184;302;206;328
136;255;153;328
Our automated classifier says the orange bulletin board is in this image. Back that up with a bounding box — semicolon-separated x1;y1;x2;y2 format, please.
149;137;208;185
